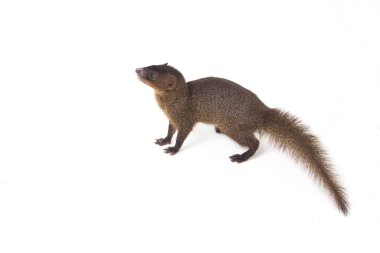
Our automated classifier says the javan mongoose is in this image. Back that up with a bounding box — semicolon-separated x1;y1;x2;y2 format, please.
135;63;349;215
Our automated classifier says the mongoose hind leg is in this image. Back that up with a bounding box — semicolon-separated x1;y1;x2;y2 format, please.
225;130;259;163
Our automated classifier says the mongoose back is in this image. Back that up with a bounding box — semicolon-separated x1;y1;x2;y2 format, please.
135;63;349;215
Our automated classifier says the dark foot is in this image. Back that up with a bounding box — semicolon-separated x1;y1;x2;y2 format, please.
215;127;222;134
229;154;249;163
155;138;171;146
164;146;179;155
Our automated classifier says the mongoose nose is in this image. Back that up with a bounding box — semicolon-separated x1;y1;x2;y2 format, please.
135;68;143;74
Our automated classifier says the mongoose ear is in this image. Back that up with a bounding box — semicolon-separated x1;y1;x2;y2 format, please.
163;63;168;66
167;74;177;90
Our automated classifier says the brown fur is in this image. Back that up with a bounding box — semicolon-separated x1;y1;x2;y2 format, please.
136;63;349;215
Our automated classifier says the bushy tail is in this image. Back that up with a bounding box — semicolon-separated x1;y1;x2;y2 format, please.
259;108;349;215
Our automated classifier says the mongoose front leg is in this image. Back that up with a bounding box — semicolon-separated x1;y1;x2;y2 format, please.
155;123;176;146
164;127;191;155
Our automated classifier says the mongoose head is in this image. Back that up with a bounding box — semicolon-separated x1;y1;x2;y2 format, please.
135;63;185;92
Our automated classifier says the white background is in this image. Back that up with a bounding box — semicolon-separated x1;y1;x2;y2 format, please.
1;0;379;252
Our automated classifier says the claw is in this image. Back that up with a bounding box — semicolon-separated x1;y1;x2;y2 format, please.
164;146;178;155
229;154;246;163
155;138;171;146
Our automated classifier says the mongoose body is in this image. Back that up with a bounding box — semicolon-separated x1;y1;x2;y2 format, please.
187;77;268;127
136;63;349;214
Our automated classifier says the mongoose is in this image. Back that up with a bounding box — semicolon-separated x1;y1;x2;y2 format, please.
135;63;349;215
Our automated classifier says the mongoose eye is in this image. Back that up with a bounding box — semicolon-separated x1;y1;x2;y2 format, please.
150;72;158;80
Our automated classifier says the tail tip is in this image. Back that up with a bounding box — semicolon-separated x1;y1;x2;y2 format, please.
338;200;350;216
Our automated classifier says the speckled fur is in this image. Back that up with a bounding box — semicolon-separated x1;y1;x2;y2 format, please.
136;63;349;215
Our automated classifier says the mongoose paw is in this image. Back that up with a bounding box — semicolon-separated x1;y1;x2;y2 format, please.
155;138;171;146
229;154;248;163
215;127;222;134
164;146;179;155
